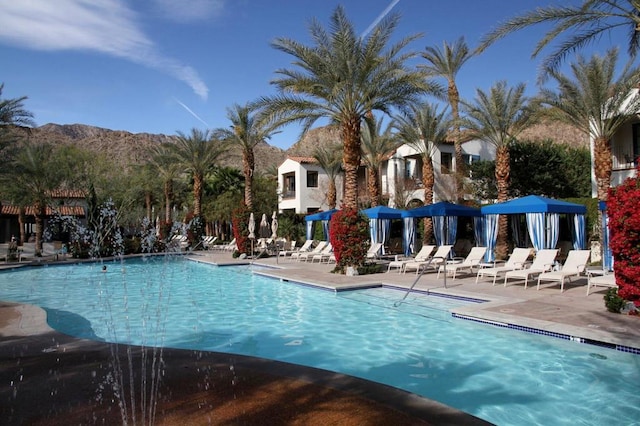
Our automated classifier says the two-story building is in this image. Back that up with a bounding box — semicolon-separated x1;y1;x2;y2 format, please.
277;139;495;214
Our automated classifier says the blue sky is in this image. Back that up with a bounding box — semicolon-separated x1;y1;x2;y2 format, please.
0;0;628;150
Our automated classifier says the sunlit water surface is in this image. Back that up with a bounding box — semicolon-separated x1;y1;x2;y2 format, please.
0;257;638;426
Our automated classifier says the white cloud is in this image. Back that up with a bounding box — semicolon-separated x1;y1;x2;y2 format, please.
153;0;225;23
0;0;208;99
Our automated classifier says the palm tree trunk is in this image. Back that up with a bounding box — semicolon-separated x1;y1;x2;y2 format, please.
449;82;465;203
495;145;511;259
34;201;44;256
328;180;337;209
368;167;380;207
193;173;203;217
342;115;362;209
145;192;152;220
18;207;25;245
243;148;255;211
422;157;435;244
594;136;612;201
164;180;173;223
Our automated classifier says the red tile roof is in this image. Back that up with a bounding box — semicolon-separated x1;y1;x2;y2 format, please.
1;205;85;217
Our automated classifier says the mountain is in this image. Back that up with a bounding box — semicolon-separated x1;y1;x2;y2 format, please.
21;123;288;173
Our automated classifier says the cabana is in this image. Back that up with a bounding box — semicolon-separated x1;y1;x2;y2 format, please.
481;195;587;262
361;206;403;255
304;209;338;240
401;202;481;257
599;201;614;271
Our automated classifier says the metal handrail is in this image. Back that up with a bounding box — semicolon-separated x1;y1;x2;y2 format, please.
393;256;447;307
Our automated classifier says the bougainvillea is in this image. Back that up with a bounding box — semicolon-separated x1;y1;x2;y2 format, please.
607;163;640;305
231;203;251;255
329;207;370;274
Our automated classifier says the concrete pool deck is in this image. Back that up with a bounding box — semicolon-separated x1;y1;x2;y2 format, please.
1;251;638;424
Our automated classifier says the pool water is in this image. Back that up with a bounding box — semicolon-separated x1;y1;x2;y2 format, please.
0;257;638;425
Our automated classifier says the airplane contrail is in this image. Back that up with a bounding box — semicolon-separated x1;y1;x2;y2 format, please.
361;0;401;38
173;97;210;127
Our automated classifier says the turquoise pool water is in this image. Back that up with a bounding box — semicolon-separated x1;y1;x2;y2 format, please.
0;257;638;425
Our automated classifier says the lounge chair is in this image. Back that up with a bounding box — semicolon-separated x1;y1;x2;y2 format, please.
386;245;435;273
219;238;236;252
278;240;297;258
296;241;328;262
503;249;558;289
203;236;217;249
437;246;487;279
403;245;453;275
18;243;37;262
311;243;333;263
536;249;591;292
289;240;316;261
366;242;384;260
586;271;618;296
475;247;531;285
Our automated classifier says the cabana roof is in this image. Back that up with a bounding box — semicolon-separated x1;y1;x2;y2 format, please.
361;205;403;219
304;209;339;221
481;195;586;215
403;201;481;218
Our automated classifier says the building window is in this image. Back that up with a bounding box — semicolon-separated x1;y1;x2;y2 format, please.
283;174;296;199
441;152;453;174
307;171;318;187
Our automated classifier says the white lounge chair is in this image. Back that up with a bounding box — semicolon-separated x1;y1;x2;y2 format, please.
18;243;37;262
386;245;435;273
536;249;591;292
437;246;487;279
403;245;453;275
475;247;531;285
366;242;384;260
278;240;297;258
289;240;316;261
311;243;333;263
296;241;328;262
586;271;618;295
504;249;559;289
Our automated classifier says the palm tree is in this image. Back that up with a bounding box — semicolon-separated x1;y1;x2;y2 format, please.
361;117;399;206
2;142;63;254
169;128;228;217
393;103;452;241
460;81;536;258
420;37;474;202
477;1;640;74
149;142;182;223
0;83;35;160
312;143;343;209
536;48;640;202
214;103;279;211
259;5;434;209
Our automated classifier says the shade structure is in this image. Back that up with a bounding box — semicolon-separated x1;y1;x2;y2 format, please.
271;211;278;239
481;195;586;215
481;195;587;259
259;213;270;238
304;209;339;240
361;206;403;255
402;201;481;218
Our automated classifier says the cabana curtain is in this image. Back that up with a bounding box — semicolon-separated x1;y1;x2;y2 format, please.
483;214;499;262
570;214;586;250
306;220;313;241
403;217;415;256
525;212;559;252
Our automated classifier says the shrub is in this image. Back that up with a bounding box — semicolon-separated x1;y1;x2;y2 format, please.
231;204;250;255
604;288;626;313
329;208;370;274
607;164;640;305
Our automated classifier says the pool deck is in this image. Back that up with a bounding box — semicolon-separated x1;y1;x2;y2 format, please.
1;251;638;425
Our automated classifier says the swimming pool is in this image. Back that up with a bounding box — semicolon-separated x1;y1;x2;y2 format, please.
0;257;638;425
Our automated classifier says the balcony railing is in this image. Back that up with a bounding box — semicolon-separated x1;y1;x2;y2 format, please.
282;190;296;199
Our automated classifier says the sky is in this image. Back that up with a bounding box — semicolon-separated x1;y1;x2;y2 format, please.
0;0;629;150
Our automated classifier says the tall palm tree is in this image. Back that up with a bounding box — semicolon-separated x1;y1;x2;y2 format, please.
259;5;434;209
149;142;182;223
361;117;399;206
460;81;536;258
3;142;63;254
0;83;35;161
393;103;452;241
536;48;640;202
214;103;279;211
420;37;474;202
312;143;343;209
169;128;228;217
477;1;640;74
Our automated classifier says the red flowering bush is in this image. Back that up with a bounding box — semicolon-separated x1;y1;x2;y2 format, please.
329;207;370;274
607;163;640;306
231;204;250;255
